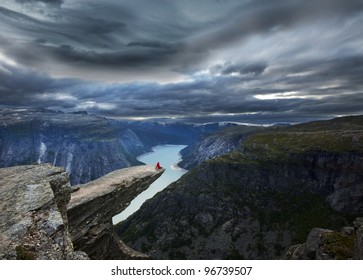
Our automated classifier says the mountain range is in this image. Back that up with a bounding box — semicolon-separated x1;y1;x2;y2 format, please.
0;108;232;185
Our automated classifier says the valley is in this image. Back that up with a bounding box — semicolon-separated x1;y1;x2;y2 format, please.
116;115;363;260
0;108;228;185
112;144;187;224
1;108;363;260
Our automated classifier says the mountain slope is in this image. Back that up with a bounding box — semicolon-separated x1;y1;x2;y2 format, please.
0;108;146;185
178;125;266;169
116;115;363;259
0;108;233;185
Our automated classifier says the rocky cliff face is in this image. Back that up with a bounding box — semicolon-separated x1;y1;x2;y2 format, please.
0;108;227;185
116;115;363;259
285;217;363;260
0;108;147;185
178;125;265;169
67;165;164;259
0;163;163;259
0;164;87;259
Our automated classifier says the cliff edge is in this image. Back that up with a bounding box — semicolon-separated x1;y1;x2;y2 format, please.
68;165;164;259
0;164;163;259
0;164;86;259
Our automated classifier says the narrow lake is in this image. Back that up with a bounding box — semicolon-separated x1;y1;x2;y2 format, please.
112;144;187;224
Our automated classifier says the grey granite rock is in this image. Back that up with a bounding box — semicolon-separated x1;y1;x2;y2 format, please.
353;218;363;259
67;165;164;259
0;163;163;260
0;164;87;259
305;228;332;259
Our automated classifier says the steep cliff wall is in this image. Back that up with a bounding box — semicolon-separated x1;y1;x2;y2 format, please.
0;108;147;185
178;125;265;169
117;154;360;259
117;116;363;259
67;165;164;259
0;164;87;259
0;164;163;259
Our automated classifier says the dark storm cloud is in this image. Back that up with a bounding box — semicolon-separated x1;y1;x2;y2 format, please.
72;53;363;121
269;55;363;96
0;62;79;108
15;0;63;6
188;0;363;52
1;0;361;72
1;58;362;123
1;0;363;122
219;62;268;76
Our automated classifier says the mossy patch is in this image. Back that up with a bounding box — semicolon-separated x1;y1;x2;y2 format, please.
244;130;363;161
322;232;354;259
15;245;36;260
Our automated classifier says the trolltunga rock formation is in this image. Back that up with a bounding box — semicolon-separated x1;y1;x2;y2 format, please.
67;165;164;259
0;163;163;259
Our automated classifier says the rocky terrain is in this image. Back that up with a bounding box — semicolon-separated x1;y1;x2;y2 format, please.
0;108;146;185
0;108;227;185
68;165;164;259
0;164;86;259
178;125;265;169
0;163;163;259
285;216;363;260
116;115;363;259
285;224;357;260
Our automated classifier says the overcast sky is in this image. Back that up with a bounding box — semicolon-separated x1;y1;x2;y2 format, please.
0;0;363;123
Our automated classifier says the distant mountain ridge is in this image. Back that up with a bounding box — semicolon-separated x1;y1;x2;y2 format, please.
0;108;235;185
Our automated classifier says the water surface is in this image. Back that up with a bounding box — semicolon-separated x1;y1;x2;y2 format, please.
112;145;187;224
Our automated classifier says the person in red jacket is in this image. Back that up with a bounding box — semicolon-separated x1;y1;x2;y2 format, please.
155;162;162;170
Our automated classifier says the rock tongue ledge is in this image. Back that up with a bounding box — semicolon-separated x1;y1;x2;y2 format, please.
67;165;164;259
0;164;164;260
69;165;161;208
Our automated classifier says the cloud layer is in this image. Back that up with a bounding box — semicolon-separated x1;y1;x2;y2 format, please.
1;0;363;123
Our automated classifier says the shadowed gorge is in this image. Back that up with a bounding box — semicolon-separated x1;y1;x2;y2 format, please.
116;115;363;259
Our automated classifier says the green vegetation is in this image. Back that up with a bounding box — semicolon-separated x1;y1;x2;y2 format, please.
220;184;349;246
168;249;186;259
242;115;363;161
77;127;117;142
209;151;262;165
118;220;158;249
15;245;36;260
212;115;363;165
248;190;348;244
244;130;363;160
225;247;245;260
322;232;355;259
